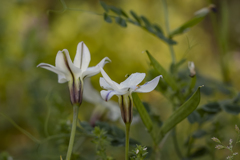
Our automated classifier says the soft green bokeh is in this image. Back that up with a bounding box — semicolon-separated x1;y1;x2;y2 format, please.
1;0;240;160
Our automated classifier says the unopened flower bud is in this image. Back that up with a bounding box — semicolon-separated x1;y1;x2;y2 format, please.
136;149;139;154
188;61;196;77
215;145;225;149
212;137;221;143
235;125;240;133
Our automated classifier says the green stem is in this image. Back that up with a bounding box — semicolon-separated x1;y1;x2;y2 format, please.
172;127;183;159
0;112;41;144
125;123;130;160
65;105;79;160
161;0;176;64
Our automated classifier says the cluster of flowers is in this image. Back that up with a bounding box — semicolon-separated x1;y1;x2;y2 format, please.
37;41;162;125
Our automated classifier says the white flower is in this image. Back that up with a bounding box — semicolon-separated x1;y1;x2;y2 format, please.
99;68;162;124
83;78;120;122
37;41;111;105
188;61;196;77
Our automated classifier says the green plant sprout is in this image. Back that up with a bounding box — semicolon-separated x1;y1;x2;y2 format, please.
212;125;240;160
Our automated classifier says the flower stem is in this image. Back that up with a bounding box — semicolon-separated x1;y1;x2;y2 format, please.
66;104;79;160
161;0;176;64
125;123;130;160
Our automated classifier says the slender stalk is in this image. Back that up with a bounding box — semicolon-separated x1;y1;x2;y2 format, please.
125;123;130;160
0;112;41;144
172;128;183;159
65;104;79;160
161;0;176;64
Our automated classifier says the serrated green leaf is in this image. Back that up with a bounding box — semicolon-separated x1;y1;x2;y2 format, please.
115;17;127;27
110;6;121;15
103;13;112;23
170;13;208;37
132;93;153;132
146;50;178;91
158;87;201;142
130;10;141;25
100;1;109;12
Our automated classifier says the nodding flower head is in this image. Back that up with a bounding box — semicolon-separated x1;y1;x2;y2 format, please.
99;68;162;124
37;41;111;106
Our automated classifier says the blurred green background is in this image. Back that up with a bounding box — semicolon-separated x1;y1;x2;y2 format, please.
1;0;240;159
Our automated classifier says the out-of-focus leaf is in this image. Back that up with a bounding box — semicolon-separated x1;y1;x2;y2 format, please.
120;9;128;18
79;121;93;133
132;93;153;132
233;93;240;104
169;12;209;37
187;111;201;124
110;6;121;15
115;17;127;27
192;130;207;138
130;10;141;25
100;1;109;12
189;147;209;158
170;59;187;73
103;13;112;23
221;102;240;115
202;102;221;113
152;24;163;34
146;51;178;91
158;87;201;142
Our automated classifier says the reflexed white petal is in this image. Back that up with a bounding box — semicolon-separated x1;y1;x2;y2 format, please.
100;90;122;101
73;41;91;72
37;63;68;83
82;57;111;79
120;73;146;87
135;75;162;93
100;77;113;90
100;68;121;90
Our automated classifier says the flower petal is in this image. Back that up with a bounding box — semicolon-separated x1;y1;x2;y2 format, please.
100;90;122;101
37;63;67;83
82;57;111;79
56;50;82;79
135;75;162;93
120;73;146;88
100;77;113;90
73;41;91;72
83;78;102;103
100;68;121;90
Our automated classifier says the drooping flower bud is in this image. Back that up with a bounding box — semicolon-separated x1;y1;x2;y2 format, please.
188;61;196;77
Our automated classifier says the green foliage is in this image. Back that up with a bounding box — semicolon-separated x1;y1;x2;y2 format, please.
159;87;201;142
99;1;176;45
0;152;13;160
169;5;214;38
212;125;240;160
92;127;114;160
130;145;148;160
146;50;178;91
